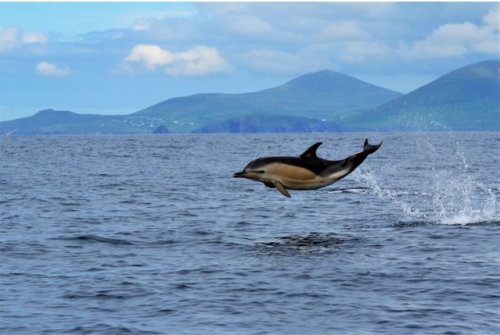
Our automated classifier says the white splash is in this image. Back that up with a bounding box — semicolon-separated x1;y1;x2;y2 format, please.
353;166;497;226
432;172;497;225
352;167;425;220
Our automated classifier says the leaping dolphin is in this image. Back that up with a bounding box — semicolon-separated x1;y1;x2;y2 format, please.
233;139;382;197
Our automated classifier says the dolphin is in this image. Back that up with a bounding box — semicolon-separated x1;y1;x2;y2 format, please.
233;139;382;197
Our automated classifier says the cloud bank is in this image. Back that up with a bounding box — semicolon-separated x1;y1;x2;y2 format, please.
407;7;500;58
36;61;70;77
1;2;499;121
0;27;47;53
124;44;230;76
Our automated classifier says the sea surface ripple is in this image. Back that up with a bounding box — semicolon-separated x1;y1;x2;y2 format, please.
1;132;499;334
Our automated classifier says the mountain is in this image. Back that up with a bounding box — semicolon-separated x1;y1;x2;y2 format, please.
194;114;342;133
1;61;498;134
134;70;402;133
343;60;500;131
0;109;168;135
0;70;401;135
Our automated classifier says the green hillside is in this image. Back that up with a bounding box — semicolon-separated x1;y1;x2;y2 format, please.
194;114;342;133
0;109;166;135
343;60;500;131
135;70;402;133
1;61;497;134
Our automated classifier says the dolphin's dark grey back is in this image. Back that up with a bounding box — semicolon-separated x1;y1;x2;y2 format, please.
319;139;382;179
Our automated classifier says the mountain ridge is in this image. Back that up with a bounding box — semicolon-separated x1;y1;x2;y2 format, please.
0;60;498;134
0;109;166;135
134;69;403;132
343;60;500;131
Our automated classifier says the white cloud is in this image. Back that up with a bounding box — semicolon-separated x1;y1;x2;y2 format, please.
0;27;17;53
407;7;500;58
321;20;369;41
124;44;230;76
127;8;198;31
240;49;302;75
166;46;230;76
132;19;152;32
36;62;70;77
224;14;274;36
22;32;48;44
201;3;249;15
483;6;500;30
339;41;391;63
239;47;331;76
125;44;174;70
0;28;48;53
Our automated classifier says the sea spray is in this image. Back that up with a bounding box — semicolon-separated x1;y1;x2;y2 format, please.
353;134;498;225
426;133;497;225
352;167;425;221
432;170;497;225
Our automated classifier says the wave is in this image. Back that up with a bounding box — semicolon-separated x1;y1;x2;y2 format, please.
56;234;134;246
439;215;499;226
62;323;161;335
326;186;370;194
53;234;178;246
393;219;500;228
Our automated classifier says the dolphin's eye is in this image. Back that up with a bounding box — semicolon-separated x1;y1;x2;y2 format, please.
255;170;265;174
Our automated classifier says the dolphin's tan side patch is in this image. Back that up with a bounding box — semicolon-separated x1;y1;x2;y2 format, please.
265;163;316;181
263;162;353;190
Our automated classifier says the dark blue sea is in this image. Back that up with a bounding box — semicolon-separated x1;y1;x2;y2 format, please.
1;132;499;334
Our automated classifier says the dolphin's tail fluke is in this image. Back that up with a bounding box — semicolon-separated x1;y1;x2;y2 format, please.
363;139;382;155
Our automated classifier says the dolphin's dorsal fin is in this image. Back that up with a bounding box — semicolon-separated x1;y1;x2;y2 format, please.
300;142;322;160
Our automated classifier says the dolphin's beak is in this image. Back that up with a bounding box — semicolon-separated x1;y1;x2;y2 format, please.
233;171;246;178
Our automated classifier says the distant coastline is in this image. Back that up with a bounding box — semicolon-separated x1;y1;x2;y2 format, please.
1;60;498;135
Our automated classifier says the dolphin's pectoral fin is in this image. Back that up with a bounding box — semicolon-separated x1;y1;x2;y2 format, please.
264;181;275;188
273;181;291;197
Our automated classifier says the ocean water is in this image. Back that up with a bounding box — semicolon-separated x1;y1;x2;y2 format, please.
0;132;499;335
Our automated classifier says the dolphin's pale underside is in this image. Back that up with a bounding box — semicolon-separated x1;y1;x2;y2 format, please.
233;139;382;197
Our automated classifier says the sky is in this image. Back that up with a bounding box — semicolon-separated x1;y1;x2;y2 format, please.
0;2;499;121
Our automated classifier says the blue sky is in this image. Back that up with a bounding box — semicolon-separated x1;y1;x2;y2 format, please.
1;2;499;121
